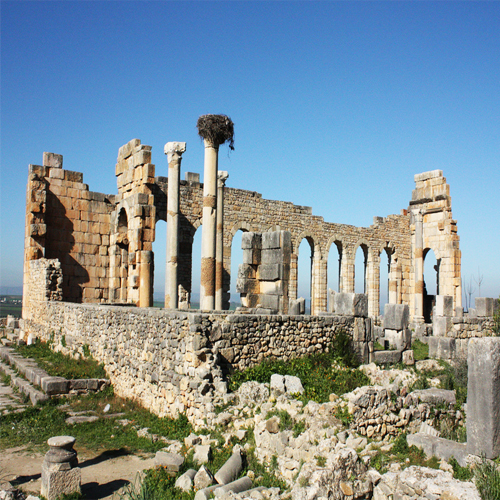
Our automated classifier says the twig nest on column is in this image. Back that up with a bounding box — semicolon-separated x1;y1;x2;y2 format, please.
197;114;235;150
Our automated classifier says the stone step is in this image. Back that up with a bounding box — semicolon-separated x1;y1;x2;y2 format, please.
0;359;49;405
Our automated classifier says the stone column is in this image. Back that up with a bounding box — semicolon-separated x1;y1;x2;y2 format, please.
368;253;380;319
164;142;186;309
413;209;425;322
215;170;229;310
138;250;153;307
41;436;81;500
200;139;219;310
467;337;500;459
388;259;398;304
311;255;327;315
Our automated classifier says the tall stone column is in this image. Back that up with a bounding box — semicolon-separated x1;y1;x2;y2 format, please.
200;139;219;310
164;142;186;309
413;209;425;322
215;170;229;310
197;114;234;311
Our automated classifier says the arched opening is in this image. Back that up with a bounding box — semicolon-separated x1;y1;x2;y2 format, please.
327;241;342;310
379;247;391;313
297;237;314;314
229;229;247;310
152;219;166;307
116;208;129;303
423;248;440;322
355;244;368;294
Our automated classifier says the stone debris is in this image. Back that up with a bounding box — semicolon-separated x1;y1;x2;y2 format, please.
372;466;480;500
194;465;215;490
154;451;184;473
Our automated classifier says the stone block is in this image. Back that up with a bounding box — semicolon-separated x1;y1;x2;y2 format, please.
334;293;368;317
43;152;63;169
435;295;453;317
42;377;69;395
475;297;497;317
455;307;464;319
260;281;282;296
428;337;455;360
194;465;215;490
258;264;283;281
185;172;200;183
242;248;260;266
193;445;212;464
262;231;281;249
235;277;259;294
433;316;451;337
289;298;305;315
407;434;467;466
237;264;256;280
383;304;409;330
402;350;414;365
155;451;184;472
373;350;402;365
467;337;500;459
260;248;284;265
412;388;456;406
258;294;280;311
241;232;261;250
384;329;404;350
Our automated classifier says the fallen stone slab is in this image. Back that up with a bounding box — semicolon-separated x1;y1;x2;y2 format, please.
154;451;184;473
215;451;243;485
193;444;212;464
407;433;467;466
66;416;99;425
373;350;402;365
194;484;220;500
175;468;197;492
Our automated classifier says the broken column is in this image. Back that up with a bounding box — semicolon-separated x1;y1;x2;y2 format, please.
164;141;186;309
215;170;229;310
197;115;234;310
466;337;500;459
41;436;81;500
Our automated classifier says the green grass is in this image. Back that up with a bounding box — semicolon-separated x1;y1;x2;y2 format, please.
0;387;192;453
412;339;429;361
15;340;106;380
370;433;440;474
475;458;500;500
229;330;370;403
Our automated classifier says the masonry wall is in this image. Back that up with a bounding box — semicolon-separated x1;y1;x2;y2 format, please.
23;291;370;426
23;153;114;311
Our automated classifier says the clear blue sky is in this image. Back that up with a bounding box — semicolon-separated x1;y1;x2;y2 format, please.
1;1;499;305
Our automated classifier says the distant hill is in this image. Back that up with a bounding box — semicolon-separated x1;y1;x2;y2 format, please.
0;286;23;295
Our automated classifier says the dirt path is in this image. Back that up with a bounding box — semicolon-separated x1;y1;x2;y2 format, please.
1;445;158;500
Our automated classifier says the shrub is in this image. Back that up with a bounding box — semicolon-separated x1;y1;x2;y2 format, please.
474;458;500;500
449;457;473;481
493;295;500;335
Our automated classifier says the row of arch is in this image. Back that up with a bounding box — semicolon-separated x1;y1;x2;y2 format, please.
150;220;436;317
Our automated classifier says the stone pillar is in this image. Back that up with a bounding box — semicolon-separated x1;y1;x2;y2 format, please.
311;255;327;315
368;253;380;319
41;436;81;500
388;260;398;304
467;337;500;459
215;171;229;310
164;142;186;309
200;139;219;310
413;209;425;322
138;250;153;307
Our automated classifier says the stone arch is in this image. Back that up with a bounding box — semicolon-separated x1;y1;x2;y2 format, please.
294;231;321;258
227;221;253;309
326;235;344;300
423;247;441;322
229;220;252;239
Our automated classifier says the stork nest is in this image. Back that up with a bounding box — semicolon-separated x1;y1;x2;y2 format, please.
197;114;235;150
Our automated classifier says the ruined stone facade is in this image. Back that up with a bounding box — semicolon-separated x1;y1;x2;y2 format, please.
23;139;462;324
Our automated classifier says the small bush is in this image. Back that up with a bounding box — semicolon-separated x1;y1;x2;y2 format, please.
493;296;500;335
449;457;473;481
474;458;500;500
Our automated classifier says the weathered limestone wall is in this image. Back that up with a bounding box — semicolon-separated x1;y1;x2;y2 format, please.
23;153;114;313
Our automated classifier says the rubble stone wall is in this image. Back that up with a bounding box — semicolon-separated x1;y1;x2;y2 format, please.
23;297;370;424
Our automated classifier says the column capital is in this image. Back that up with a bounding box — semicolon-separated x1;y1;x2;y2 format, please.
217;170;229;187
164;142;187;163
